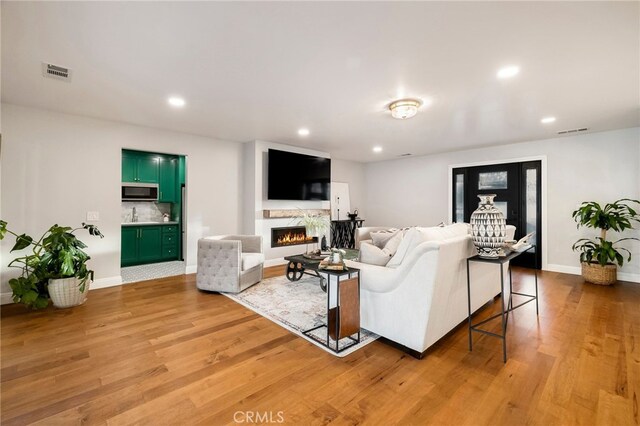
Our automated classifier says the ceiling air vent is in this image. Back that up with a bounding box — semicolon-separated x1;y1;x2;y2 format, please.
41;62;72;82
557;127;588;135
399;153;412;157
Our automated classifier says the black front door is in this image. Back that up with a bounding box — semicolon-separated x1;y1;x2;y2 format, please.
453;161;542;268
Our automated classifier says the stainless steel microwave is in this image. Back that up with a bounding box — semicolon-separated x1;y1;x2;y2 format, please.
122;183;159;201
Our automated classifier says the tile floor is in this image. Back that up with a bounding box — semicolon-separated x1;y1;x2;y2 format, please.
121;261;186;283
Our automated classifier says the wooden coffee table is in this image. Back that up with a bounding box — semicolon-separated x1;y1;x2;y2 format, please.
284;250;359;291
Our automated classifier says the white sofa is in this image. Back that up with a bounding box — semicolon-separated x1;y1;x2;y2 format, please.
346;223;516;356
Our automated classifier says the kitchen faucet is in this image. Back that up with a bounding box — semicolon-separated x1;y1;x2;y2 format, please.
132;207;138;223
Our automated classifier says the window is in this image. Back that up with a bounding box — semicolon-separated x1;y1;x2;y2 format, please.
478;171;508;190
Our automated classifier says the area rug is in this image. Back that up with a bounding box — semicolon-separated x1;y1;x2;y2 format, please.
223;275;378;357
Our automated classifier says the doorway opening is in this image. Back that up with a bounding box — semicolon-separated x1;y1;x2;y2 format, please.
452;160;542;269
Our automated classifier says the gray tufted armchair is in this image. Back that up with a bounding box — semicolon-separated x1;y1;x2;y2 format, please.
196;235;264;293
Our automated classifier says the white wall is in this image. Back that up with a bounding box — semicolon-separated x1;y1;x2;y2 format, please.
0;104;244;299
242;141;366;265
331;159;367;220
363;127;640;281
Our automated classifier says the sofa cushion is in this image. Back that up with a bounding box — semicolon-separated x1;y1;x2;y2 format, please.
359;242;393;266
371;230;398;248
419;223;470;242
386;227;427;268
241;253;265;271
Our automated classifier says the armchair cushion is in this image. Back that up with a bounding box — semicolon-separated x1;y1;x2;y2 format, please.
242;253;265;271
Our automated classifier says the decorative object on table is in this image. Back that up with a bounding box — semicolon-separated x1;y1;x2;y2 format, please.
321;235;328;251
295;209;329;253
347;208;359;221
470;194;507;258
302;249;325;260
572;198;640;285
319;248;346;271
163;213;170;222
0;221;104;309
503;232;535;253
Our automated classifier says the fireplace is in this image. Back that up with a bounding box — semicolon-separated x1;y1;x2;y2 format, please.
271;226;317;248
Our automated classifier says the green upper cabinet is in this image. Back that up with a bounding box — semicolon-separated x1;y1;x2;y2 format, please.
121;150;160;183
122;154;138;183
137;155;160;183
159;156;177;203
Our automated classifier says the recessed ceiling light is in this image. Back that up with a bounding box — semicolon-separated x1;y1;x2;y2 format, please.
389;98;422;120
541;116;556;124
298;128;310;136
373;146;383;153
497;66;520;79
167;97;186;107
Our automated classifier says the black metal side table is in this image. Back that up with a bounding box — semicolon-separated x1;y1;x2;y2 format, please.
330;219;364;249
466;245;538;363
302;267;361;354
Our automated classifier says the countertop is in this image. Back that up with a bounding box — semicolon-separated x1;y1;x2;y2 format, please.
121;221;179;227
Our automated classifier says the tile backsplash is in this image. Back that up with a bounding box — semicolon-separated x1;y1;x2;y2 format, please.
122;202;172;223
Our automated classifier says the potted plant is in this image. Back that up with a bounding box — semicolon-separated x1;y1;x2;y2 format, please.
295;209;330;253
571;199;640;285
0;221;104;309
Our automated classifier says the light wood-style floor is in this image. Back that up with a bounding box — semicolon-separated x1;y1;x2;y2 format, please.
1;266;638;425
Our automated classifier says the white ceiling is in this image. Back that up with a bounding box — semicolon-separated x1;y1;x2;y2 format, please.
2;2;639;162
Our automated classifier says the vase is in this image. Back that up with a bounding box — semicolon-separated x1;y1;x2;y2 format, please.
48;277;90;308
470;194;507;258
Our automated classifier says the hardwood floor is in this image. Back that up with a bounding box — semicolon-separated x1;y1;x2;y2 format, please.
1;267;638;425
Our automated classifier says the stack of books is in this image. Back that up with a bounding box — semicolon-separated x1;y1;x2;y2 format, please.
319;258;345;271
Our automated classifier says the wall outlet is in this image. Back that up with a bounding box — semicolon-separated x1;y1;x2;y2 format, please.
86;211;100;221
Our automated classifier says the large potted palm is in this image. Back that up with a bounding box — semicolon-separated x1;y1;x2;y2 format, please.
572;199;639;285
0;221;104;308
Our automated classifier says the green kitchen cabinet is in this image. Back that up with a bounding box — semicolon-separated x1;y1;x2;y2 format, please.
121;150;160;183
137;155;160;183
121;227;139;266
138;226;163;263
159;156;177;202
121;154;138;183
121;224;180;266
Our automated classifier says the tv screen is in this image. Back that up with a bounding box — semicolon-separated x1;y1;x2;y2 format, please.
268;149;331;200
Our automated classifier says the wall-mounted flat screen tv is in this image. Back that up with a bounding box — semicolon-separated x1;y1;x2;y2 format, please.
267;149;331;200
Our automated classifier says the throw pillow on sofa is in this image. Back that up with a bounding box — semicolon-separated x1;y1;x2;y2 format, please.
386;227;427;268
359;242;393;266
359;232;403;266
371;230;398;248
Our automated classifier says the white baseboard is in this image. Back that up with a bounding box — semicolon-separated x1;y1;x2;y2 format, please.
186;264;197;274
91;275;123;290
545;264;581;276
1;292;14;305
546;263;639;283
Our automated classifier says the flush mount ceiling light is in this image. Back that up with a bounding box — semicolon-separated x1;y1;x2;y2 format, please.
167;96;186;107
389;98;422;120
541;116;556;124
373;146;383;153
497;65;520;79
298;128;310;136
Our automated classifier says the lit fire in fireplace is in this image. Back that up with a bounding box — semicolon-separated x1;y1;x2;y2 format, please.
276;232;315;246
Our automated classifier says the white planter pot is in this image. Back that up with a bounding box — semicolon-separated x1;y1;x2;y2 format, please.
48;277;90;308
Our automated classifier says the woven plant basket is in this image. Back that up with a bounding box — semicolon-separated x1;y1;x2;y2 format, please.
581;262;617;286
48;277;90;308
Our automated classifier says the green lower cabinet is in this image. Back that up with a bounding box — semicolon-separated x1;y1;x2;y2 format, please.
138;226;162;263
121;227;139;266
121;224;180;267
